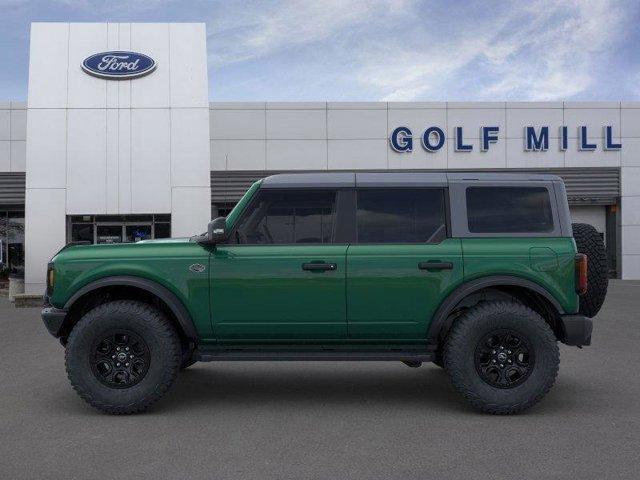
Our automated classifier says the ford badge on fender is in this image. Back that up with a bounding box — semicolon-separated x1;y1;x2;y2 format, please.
82;51;156;79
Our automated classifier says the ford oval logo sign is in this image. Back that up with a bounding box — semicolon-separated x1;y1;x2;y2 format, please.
82;51;156;80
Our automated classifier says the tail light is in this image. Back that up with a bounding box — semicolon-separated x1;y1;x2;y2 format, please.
575;254;588;295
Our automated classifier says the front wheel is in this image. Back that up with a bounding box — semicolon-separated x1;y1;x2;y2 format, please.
444;301;559;414
65;300;181;414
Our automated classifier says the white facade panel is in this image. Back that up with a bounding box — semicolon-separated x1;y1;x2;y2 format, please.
106;23;119;108
25;188;66;293
506;109;563;138
447;108;506;140
569;206;606;233
171;108;211;187
621;196;640;226
130;108;171;212
0;109;9;140
210;109;265;140
66;109;107;214
327;109;387;139
564;143;620;168
171;186;211;237
169;23;209;108
10;109;27;141
621;166;640;196
25;109;67;189
211;139;265;170
388;145;443;170
446;137;506;169
505;138;565;168
564;107;621;138
130;23;171;108
266;109;326;140
266;102;325;110
67;23;108;109
621;226;640;255
329;102;387;110
622;254;640;280
386;108;447;139
0;141;9;171
622;138;640;166
105;108;119;213
621;108;640;138
266;140;326;170
27;23;68;108
328;139;387;170
117;24;132;109
11;141;26;172
117;109;132;213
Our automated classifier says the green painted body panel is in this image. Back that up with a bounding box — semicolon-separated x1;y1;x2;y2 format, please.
50;238;214;338
346;239;463;340
461;237;579;314
210;245;348;341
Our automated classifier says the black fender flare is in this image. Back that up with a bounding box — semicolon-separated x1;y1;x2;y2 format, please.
426;275;565;343
64;275;198;340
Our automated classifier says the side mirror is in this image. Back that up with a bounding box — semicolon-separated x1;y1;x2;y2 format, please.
207;217;227;244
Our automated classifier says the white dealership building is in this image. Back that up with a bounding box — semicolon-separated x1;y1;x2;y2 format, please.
1;22;639;293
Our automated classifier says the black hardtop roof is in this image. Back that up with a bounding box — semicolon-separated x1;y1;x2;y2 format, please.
261;171;563;188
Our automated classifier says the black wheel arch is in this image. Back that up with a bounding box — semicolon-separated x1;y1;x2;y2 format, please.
427;275;565;345
60;276;198;343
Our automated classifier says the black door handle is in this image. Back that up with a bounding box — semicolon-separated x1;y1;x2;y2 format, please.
418;261;453;271
302;262;337;272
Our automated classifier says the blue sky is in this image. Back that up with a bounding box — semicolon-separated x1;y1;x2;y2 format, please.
1;0;639;101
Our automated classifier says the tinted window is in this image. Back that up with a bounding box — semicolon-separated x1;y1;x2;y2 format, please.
356;189;446;243
234;190;336;244
466;186;554;233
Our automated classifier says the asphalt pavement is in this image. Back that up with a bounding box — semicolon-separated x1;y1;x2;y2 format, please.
1;280;639;479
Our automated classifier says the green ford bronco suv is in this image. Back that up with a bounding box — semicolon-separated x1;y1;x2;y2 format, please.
42;172;607;415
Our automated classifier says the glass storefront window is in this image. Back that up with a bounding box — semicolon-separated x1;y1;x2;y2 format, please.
125;225;152;243
71;223;93;242
97;225;123;244
68;215;171;244
154;223;171;239
0;210;25;277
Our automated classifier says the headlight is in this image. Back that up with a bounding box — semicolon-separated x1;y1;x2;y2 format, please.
46;262;55;295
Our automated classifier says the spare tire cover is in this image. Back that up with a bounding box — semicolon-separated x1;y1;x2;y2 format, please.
572;223;608;318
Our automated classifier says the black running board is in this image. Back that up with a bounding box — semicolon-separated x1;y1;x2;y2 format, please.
195;348;433;362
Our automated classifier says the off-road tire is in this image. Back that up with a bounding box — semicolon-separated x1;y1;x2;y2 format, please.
444;301;559;414
432;350;444;368
180;353;197;370
572;222;608;318
65;300;181;414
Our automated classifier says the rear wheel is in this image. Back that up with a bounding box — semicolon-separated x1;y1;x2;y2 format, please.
65;300;181;414
444;301;559;414
572;222;608;318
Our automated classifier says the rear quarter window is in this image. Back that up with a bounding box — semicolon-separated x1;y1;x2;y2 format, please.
466;186;554;233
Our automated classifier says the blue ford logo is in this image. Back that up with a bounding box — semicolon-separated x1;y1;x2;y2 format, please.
82;51;156;80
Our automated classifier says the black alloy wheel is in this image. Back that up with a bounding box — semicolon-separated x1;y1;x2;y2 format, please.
474;329;534;388
91;330;150;388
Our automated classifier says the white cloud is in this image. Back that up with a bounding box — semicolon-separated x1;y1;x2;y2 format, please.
358;0;627;101
208;0;411;66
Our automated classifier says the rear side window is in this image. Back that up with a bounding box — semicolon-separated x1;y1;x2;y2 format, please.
233;190;336;244
466;186;554;233
356;189;447;243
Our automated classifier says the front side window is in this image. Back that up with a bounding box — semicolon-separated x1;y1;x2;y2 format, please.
466;186;554;233
233;190;336;244
356;189;447;243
